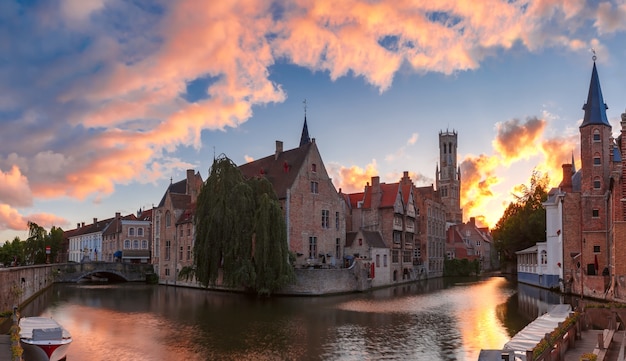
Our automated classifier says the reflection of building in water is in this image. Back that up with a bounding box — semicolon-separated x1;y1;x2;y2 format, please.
516;283;564;320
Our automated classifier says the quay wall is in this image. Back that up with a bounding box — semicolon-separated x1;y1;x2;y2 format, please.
0;264;57;313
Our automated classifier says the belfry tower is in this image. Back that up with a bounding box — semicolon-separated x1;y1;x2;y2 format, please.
436;129;463;224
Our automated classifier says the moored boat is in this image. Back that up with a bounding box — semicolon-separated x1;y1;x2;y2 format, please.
19;317;72;361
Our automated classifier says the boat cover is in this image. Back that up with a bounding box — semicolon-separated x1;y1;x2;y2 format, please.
19;317;71;340
503;304;572;360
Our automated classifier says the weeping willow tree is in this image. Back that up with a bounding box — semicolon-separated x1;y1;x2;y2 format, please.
179;155;295;295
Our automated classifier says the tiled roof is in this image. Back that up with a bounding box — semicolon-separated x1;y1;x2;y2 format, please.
344;192;364;209
157;179;187;207
69;218;113;238
239;142;313;199
345;230;386;248
102;214;137;237
176;203;196;225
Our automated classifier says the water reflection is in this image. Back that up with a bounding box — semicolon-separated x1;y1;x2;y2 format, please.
17;276;563;361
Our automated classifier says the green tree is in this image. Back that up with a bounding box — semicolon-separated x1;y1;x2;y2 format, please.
180;155;295;295
24;222;47;264
0;237;24;266
492;170;549;267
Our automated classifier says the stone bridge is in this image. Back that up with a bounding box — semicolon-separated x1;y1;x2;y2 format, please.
55;262;154;283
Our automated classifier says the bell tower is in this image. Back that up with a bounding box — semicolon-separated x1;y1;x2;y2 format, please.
436;129;463;224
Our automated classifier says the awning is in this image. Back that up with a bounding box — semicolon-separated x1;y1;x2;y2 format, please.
114;251;122;258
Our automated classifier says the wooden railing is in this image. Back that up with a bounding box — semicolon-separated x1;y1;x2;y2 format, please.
529;312;581;361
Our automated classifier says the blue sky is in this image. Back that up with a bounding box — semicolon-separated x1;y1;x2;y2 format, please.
2;0;626;242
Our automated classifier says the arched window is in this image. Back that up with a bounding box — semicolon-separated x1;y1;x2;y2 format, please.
124;240;131;249
142;240;148;249
133;240;139;249
594;153;601;165
129;227;135;236
165;211;171;227
137;228;143;236
540;250;547;265
593;129;601;142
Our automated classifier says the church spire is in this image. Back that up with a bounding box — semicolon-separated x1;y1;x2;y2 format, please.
581;54;610;128
299;99;311;147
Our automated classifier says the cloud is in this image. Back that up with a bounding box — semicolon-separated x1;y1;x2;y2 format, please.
492;117;547;165
460;153;502;224
0;204;68;232
407;133;419;145
0;166;33;208
328;160;379;193
0;0;620;233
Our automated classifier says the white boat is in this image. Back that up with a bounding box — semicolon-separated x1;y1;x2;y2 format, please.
19;317;72;361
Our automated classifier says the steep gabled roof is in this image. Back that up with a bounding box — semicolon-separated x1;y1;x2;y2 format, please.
581;62;610;128
170;193;191;210
157;179;187;207
379;183;400;208
71;218;113;237
239;142;313;199
344;192;364;209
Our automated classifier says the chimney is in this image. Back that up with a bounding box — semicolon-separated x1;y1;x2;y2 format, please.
93;217;97;224
77;223;80;229
81;222;85;227
561;164;573;191
115;212;121;219
470;217;475;226
275;141;283;160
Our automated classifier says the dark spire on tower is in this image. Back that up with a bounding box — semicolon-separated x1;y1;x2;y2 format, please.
581;52;610;128
300;99;311;147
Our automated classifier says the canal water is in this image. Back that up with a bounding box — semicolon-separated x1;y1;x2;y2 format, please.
18;276;565;361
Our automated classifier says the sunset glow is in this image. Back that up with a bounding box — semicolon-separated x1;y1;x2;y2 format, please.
2;1;626;239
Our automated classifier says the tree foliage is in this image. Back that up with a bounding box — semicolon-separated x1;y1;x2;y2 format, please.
492;170;549;265
180;155;295;295
0;222;63;266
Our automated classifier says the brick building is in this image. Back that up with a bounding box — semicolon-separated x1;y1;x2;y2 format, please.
153;169;203;283
446;217;493;271
414;185;446;278
437;129;463;225
549;60;626;299
344;172;432;282
239;119;346;268
102;211;152;263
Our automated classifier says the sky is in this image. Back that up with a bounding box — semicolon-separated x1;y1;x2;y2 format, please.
2;0;626;243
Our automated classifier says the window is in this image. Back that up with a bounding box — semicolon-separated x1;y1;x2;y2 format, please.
166;211;171;227
592;209;600;218
335;212;339;230
133;240;139;249
187;225;191;236
594;157;601;165
335;238;340;258
179;246;183;261
165;268;170;276
311;163;317;172
376;254;380;267
594;245;601;253
392;250;399;263
138;228;143;236
179;228;183;237
187;245;191;260
393;231;402;244
540;250;547;264
476;240;481;247
310;181;319;194
403;251;412;263
124;240;131;249
309;237;317;259
129;228;135;236
593;130;601;142
165;240;171;261
594;178;601;189
383;254;388;267
322;210;330;228
142;240;148;249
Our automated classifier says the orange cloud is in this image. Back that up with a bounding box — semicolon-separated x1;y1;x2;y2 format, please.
493;117;546;164
0;166;33;207
328;160;379;193
0;204;68;232
460;153;502;227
